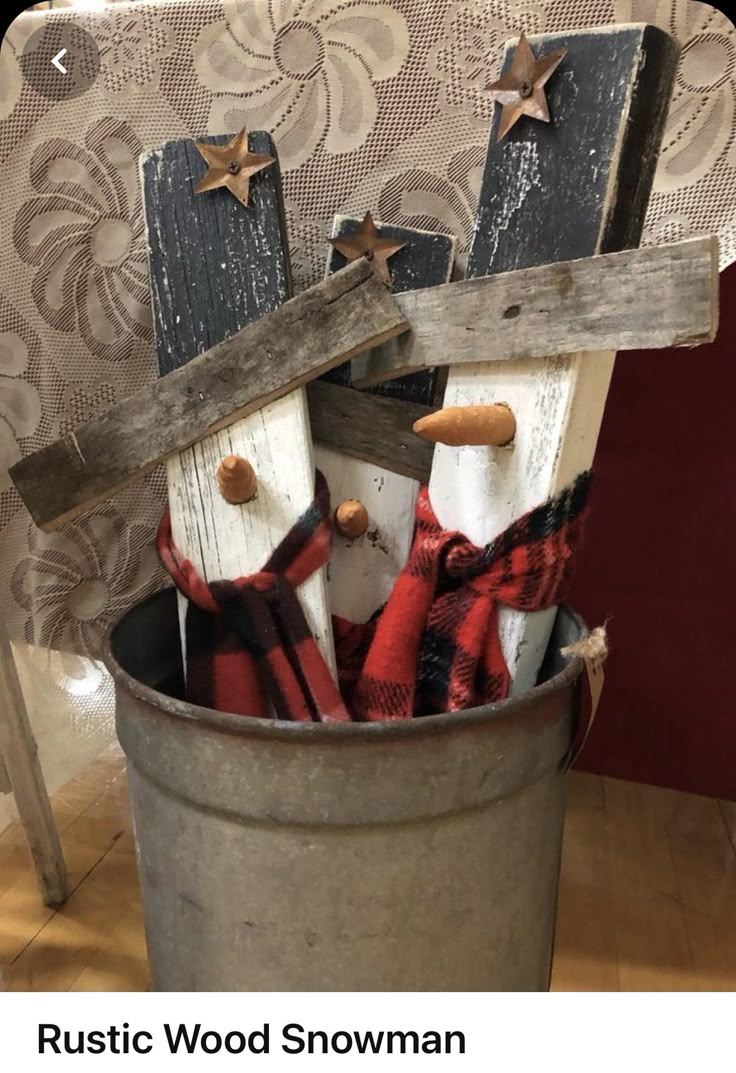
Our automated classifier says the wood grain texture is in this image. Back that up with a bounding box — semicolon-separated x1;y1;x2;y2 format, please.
324;215;457;404
10;257;406;534
143;133;337;669
307;381;433;482
316;217;454;623
0;746;147;991
0;626;67;908
428;25;682;694
469;27;680;274
146;133;291;378
353;237;718;386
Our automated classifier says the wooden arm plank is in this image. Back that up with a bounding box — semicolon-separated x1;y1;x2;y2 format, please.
353;237;718;387
10;256;406;534
307;381;433;483
428;24;682;695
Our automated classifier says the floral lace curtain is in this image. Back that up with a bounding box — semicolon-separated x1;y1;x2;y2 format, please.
0;0;734;804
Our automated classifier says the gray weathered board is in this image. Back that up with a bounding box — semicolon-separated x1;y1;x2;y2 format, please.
10;257;405;534
307;381;433;482
10;233;717;535
315;217;455;623
429;24;682;695
353;237;718;386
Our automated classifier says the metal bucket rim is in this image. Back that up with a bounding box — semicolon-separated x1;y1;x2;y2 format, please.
104;588;586;744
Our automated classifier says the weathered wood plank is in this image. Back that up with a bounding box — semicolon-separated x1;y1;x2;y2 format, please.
16;222;711;539
144;133;336;669
353;237;718;386
10;257;406;534
307;381;433;482
428;25;681;694
315;217;455;624
324;215;456;404
0;625;68;907
146;133;290;378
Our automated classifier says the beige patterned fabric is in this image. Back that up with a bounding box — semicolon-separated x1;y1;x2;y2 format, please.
0;0;734;804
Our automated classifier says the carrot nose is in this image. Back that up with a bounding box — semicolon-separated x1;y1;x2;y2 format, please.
413;404;516;447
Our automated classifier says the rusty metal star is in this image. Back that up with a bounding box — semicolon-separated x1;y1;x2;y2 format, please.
194;128;275;208
486;32;567;142
328;211;407;286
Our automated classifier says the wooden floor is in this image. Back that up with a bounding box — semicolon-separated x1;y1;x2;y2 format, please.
1;745;735;991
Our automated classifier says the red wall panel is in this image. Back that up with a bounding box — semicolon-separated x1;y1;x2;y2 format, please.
570;262;736;800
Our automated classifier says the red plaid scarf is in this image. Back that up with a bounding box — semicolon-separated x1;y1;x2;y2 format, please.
157;471;350;723
335;472;591;720
158;470;590;722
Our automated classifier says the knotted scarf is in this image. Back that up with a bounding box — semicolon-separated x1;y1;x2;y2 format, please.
157;470;350;723
335;472;591;720
158;469;591;721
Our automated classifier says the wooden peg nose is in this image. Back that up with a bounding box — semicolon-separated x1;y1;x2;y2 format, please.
413;403;516;447
216;454;257;504
335;499;369;540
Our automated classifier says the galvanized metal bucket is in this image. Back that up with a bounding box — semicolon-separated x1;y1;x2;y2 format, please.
105;588;587;991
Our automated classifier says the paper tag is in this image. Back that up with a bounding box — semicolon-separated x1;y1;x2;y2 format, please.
569;655;605;765
584;655;605;724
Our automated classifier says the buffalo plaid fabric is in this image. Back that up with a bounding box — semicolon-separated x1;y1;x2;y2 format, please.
157;470;350;723
334;471;591;720
158;470;590;722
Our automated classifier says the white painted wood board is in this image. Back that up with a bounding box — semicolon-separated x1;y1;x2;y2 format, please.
428;25;682;695
316;216;455;624
314;445;419;623
430;350;615;692
168;391;335;669
143;136;337;676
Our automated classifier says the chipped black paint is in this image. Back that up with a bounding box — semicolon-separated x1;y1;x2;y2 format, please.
469;25;681;279
325;219;455;405
143;131;292;377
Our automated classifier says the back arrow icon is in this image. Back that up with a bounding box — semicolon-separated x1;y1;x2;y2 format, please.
51;48;68;74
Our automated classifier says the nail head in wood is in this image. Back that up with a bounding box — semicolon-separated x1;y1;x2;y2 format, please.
485;31;567;141
194;127;275;208
413;404;516;447
216;455;257;504
334;499;369;540
328;211;407;287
